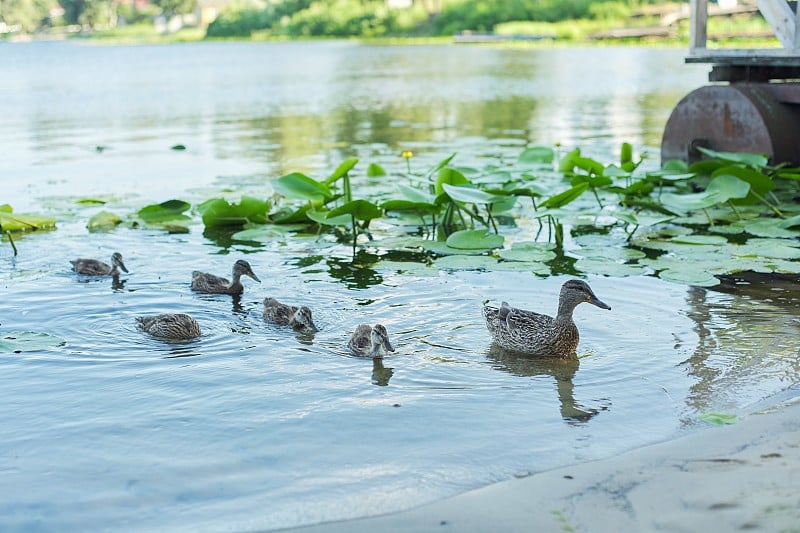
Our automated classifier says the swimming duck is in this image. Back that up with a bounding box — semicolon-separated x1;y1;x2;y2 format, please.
263;297;318;333
483;279;610;357
191;260;260;294
70;252;128;276
136;313;201;340
348;324;395;358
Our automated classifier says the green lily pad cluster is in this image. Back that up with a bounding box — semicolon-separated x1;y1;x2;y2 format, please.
7;142;799;286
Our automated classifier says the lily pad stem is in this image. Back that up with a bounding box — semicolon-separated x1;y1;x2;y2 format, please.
750;190;785;218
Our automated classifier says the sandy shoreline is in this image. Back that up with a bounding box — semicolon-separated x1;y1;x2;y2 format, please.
287;396;800;532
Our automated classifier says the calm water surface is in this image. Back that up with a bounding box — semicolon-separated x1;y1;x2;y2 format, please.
1;41;798;531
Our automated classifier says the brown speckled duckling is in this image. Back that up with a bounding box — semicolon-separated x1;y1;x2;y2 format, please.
191;260;260;295
348;324;395;358
136;313;201;340
483;279;610;357
263;297;318;334
70;252;128;276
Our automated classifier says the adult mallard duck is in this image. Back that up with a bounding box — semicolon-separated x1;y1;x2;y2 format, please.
483;279;610;357
136;313;201;340
191;260;260;295
70;252;128;276
263;297;318;333
348;324;395;358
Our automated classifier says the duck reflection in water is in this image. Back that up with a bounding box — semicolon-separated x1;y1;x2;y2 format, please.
371;357;394;386
487;346;608;424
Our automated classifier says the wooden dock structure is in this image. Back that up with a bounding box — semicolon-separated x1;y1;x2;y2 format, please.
661;0;800;164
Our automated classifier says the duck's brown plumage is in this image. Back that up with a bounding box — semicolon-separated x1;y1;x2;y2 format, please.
263;297;318;333
136;313;201;340
191;260;260;294
71;252;128;276
483;279;610;357
348;324;395;358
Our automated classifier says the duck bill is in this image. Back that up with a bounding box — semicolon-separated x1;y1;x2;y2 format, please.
590;297;611;310
382;338;395;353
249;272;261;283
119;262;130;273
307;322;319;334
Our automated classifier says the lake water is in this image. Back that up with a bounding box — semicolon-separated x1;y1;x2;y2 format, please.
1;41;799;531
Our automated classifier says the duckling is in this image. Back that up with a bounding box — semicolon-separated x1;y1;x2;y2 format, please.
348;324;395;358
263;297;318;333
136;313;201;340
483;279;610;357
191;259;260;295
70;252;128;276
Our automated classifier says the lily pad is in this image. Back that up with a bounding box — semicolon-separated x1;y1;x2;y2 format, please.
138;200;191;223
197;196;270;228
87;211;122;231
670;234;729;246
442;183;503;205
498;242;556;262
434;254;498;271
698;412;738;426
446;229;504;251
306;210;352;226
574;258;644;277
367;163;387;177
327;200;382;222
0;331;66;353
518;146;554;164
325;158;359;185
0;211;57;232
659;268;720;287
272;172;332;202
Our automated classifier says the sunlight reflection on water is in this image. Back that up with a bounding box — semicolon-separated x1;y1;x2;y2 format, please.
1;42;797;531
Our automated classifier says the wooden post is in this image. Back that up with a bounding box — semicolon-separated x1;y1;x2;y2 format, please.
794;0;800;51
757;0;796;48
690;0;708;54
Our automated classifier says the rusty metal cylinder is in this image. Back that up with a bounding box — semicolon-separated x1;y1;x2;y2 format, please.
661;83;800;165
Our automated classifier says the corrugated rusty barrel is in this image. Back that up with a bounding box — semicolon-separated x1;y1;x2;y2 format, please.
661;83;800;165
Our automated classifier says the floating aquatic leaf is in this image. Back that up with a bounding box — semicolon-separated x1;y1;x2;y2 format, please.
0;210;57;232
87;211;122;231
76;198;107;205
434;254;498;271
498;242;556;262
733;219;799;238
670;234;729;245
435;167;470;196
442;183;502;205
327;200;382;222
197;196;270;228
558;148;581;173
170;144;186;151
367;163;386;177
518;146;554;164
661;159;690;173
446;229;504;251
490;260;551;275
659;268;720;287
381;199;439;216
0;331;65;353
613;211;675;227
138;200;191;222
696;146;768;169
574;246;646;261
734;239;800;260
232;224;292;243
698;412;738;426
574;258;644;278
540;183;589;209
325;158;359;185
272;172;332;202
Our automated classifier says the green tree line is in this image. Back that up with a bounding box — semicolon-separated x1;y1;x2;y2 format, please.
0;0;196;33
0;0;674;37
